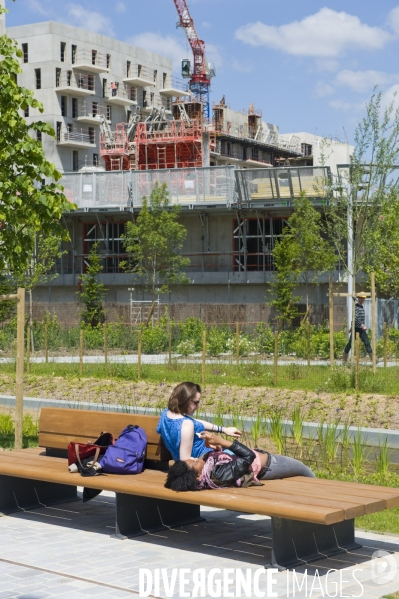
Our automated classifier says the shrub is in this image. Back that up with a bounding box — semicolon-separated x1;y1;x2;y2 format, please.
226;334;257;356
206;326;230;356
255;323;274;354
140;323;168;354
175;339;196;356
178;317;204;351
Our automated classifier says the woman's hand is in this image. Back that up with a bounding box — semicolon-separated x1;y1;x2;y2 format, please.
223;427;241;437
199;431;233;450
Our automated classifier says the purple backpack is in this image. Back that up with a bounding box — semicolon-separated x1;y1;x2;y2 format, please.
100;425;147;474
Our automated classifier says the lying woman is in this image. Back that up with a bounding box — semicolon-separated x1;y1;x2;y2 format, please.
156;382;241;461
164;431;315;492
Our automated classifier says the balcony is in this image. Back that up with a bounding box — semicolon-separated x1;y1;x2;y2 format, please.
74;101;110;125
106;84;137;106
123;65;155;87
141;96;172;114
72;49;110;74
57;128;96;148
56;72;95;96
159;75;187;97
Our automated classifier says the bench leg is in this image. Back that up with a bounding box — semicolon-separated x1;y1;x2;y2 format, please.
268;517;362;570
0;475;78;514
114;493;205;539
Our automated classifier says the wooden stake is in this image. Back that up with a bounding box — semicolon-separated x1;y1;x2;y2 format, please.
371;272;376;373
137;329;142;380
168;323;172;367
44;323;48;364
103;323;108;365
274;330;278;387
355;332;360;392
26;323;30;374
329;276;334;368
79;329;83;377
307;320;311;367
383;322;387;369
15;288;25;450
235;322;239;365
202;329;206;386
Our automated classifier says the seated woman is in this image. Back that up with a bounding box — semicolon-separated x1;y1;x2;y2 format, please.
156;382;241;461
164;431;315;492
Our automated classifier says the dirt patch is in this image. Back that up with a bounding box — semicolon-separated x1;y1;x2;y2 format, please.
0;374;397;429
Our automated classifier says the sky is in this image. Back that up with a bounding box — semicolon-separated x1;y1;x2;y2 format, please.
5;0;399;143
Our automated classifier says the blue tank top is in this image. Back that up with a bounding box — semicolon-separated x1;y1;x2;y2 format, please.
156;409;212;461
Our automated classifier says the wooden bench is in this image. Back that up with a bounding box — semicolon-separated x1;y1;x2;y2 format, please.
1;407;399;570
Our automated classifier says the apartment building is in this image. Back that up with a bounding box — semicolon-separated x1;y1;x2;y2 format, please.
8;21;184;173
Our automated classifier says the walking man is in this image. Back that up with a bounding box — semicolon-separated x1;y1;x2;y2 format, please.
342;291;375;363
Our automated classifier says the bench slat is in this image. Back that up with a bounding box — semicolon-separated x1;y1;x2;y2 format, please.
286;476;399;496
39;408;163;445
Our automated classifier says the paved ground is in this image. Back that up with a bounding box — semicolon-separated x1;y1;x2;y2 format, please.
1;489;399;599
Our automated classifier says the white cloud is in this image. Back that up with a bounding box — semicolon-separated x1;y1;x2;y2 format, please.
329;100;365;112
381;84;399;112
66;4;114;36
235;8;392;57
334;69;399;93
115;2;126;13
232;59;253;74
314;81;335;97
202;21;212;29
27;0;53;17
315;59;340;73
128;32;185;71
388;6;399;35
128;32;222;73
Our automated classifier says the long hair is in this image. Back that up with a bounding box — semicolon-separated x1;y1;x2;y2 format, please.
164;460;199;492
167;382;201;415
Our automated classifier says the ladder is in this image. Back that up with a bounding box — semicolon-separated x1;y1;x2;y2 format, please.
157;147;167;169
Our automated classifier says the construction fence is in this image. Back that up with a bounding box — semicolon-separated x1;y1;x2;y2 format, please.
1;316;399;394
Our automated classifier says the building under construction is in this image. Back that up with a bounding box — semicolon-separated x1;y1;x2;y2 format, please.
7;10;353;313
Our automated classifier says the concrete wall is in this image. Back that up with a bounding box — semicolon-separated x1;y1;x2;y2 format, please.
8;21;173;173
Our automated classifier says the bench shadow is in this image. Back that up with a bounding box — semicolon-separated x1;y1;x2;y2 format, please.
7;493;399;570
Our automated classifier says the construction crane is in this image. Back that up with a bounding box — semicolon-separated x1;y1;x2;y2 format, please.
173;0;215;120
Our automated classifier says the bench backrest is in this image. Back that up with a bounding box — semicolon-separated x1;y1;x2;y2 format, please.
39;407;171;464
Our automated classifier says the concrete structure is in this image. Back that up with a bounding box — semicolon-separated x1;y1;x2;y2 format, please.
8;21;180;173
280;131;353;171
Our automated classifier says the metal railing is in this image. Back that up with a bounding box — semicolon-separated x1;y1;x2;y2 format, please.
59;129;95;144
161;75;187;91
235;166;332;205
56;71;94;92
142;96;171;111
59;165;237;209
108;83;136;102
77;101;109;120
73;49;109;70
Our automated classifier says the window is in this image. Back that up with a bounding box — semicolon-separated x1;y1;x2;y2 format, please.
36;130;42;142
88;127;95;144
60;42;66;62
22;43;28;63
102;78;107;98
153;70;157;85
24;106;29;118
92;101;98;117
71;45;77;65
143;90;147;106
72;151;79;172
233;217;285;272
72;98;78;118
88;74;94;91
35;68;41;89
129;87;136;102
126;110;131;122
61;96;67;117
91;50;97;65
106;105;112;121
55;67;61;87
67;70;72;86
162;72;167;88
56;121;62;142
138;64;142;77
67;123;73;133
150;92;154;105
126;61;131;77
93;153;99;166
106;54;111;69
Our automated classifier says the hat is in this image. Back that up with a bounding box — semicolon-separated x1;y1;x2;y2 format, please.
356;291;368;298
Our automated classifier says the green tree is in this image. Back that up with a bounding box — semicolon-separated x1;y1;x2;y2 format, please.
269;194;335;325
0;274;16;324
122;182;190;299
322;90;399;335
77;243;106;327
0;4;72;276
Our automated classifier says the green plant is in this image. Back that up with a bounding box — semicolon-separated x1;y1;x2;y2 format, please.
175;339;196;356
251;410;264;447
0;413;14;435
268;409;285;454
140;322;168;354
255;323;274;354
78;243;106;327
226;334;256;357
290;405;304;456
206;326;230;357
375;438;392;476
350;429;372;477
178;317;204;351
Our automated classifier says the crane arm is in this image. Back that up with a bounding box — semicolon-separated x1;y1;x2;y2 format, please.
173;0;208;77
